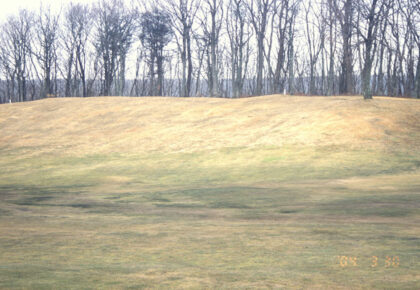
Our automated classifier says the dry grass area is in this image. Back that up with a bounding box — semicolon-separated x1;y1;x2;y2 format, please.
0;95;419;154
0;95;419;289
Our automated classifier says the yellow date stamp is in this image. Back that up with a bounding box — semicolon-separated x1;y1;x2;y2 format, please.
337;256;400;268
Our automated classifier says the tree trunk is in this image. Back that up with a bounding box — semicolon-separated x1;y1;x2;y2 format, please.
328;29;334;95
377;43;385;95
256;36;264;95
362;49;373;99
327;0;334;96
274;39;286;94
416;51;420;99
339;0;353;95
309;63;315;95
362;39;373;100
210;39;218;97
287;22;294;95
77;49;87;97
65;51;73;97
186;32;193;97
157;53;164;96
181;28;187;97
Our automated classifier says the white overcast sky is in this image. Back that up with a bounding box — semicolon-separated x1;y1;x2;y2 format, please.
0;0;100;22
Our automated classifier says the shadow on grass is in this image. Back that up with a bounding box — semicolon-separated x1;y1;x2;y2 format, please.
316;193;420;217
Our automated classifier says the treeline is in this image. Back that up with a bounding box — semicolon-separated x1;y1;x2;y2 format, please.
0;0;419;103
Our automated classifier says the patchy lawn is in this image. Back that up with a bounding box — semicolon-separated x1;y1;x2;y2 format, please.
0;96;419;288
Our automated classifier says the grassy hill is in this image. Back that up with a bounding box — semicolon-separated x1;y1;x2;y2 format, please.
1;95;419;154
0;95;419;288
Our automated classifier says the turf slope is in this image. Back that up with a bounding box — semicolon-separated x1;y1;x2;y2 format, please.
0;95;419;288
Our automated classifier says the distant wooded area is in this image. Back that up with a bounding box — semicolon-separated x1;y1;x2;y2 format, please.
0;0;419;103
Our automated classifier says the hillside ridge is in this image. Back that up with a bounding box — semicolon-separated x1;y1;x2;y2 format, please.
0;95;419;154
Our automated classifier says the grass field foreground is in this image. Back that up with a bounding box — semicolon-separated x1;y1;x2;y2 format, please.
0;95;419;288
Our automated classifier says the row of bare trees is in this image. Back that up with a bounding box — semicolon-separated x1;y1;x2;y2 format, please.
0;0;419;103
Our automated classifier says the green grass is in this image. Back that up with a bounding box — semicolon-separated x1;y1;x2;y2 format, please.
0;145;419;288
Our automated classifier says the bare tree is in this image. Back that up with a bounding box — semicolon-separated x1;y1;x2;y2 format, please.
286;2;300;95
139;8;173;96
166;0;199;97
199;0;223;97
271;0;295;94
33;6;60;98
246;0;274;96
333;0;355;95
356;0;390;99
1;0;418;102
0;10;34;102
324;0;338;95
398;0;420;98
63;3;92;97
386;3;408;96
94;0;136;96
303;1;324;95
194;35;207;96
372;8;388;96
130;47;146;96
226;0;251;98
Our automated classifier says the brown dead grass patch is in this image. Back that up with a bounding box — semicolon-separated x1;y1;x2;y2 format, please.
0;95;418;155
